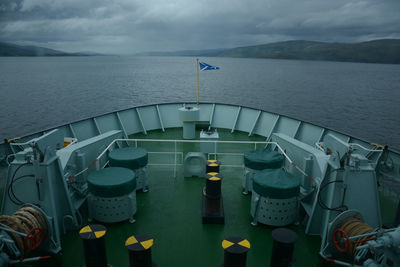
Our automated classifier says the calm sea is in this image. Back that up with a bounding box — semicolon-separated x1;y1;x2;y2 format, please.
0;56;399;151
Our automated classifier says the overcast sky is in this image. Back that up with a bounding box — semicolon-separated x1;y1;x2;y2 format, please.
1;0;399;54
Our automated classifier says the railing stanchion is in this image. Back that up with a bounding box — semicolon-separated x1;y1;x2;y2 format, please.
174;140;177;178
214;141;217;160
69;139;304;181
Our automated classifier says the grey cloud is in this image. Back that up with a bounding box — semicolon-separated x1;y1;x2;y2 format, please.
0;0;399;54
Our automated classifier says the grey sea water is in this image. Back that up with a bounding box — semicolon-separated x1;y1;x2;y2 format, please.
0;56;399;151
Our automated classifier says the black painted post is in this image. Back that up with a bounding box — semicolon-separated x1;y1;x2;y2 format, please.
206;160;220;173
221;237;251;267
79;224;108;267
270;228;298;267
125;234;156;267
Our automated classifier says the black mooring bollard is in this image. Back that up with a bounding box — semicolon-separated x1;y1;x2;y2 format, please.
125;234;157;267
202;172;224;224
221;237;251;267
270;228;298;267
206;160;221;173
205;172;222;214
205;172;222;199
79;224;108;267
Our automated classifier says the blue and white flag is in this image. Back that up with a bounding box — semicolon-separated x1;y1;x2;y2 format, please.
199;61;220;71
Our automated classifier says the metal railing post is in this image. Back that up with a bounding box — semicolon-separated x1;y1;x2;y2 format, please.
174;141;177;178
214;141;217;160
68;138;306;181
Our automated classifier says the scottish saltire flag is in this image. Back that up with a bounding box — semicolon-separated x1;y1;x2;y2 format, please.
199;61;220;71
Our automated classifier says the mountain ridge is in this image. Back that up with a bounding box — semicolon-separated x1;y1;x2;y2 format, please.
1;39;399;64
139;39;400;64
0;42;101;56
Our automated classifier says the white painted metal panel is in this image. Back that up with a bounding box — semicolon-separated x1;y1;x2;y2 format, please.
118;109;142;135
235;107;260;133
71;120;98;141
199;103;213;122
212;104;238;129
253;112;279;137
158;104;182;128
96;113;121;134
322;130;350;143
52;125;73;139
139;106;162;131
296;123;324;146
273;116;300;137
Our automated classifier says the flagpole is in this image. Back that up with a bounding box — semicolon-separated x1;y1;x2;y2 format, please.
196;58;199;108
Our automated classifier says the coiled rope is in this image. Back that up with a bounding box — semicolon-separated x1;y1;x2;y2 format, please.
0;206;48;256
335;217;374;256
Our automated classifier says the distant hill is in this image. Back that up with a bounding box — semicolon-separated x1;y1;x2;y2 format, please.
220;39;400;64
3;39;399;63
139;39;400;64
135;48;225;57
0;42;100;56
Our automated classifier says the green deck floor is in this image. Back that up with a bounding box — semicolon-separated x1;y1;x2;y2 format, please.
55;128;322;267
1;128;398;266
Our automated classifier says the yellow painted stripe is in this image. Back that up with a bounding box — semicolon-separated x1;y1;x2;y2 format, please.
370;143;385;149
125;236;138;246
7;137;21;143
222;240;234;249
209;163;218;167
94;230;106;239
209;177;221;181
238;240;251;249
79;225;92;234
208;160;217;162
208;172;219;176
141;239;154;250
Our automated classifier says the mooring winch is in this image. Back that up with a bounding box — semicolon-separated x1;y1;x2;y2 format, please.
321;210;400;267
0;205;50;265
270;132;400;266
0;129;124;265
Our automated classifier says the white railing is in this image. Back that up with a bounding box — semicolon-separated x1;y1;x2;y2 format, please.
67;138;317;183
93;138;295;178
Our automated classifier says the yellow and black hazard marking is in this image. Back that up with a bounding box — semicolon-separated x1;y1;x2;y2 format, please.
222;237;250;254
206;160;221;173
207;160;220;167
206;172;222;181
125;234;154;251
79;224;107;239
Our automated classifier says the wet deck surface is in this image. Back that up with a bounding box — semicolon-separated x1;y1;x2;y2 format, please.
0;128;397;266
57;128;323;267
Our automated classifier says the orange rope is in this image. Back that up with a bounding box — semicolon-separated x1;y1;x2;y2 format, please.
339;217;374;256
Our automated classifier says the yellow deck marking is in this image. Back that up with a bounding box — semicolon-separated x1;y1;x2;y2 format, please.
208;172;219;176
94;230;106;238
209;163;218;167
79;225;92;234
208;160;217;162
209;177;221;181
222;240;234;249
125;236;138;246
141;239;154;250
238;240;251;249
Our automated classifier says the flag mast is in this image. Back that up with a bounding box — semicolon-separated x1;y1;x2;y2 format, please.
196;58;199;107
